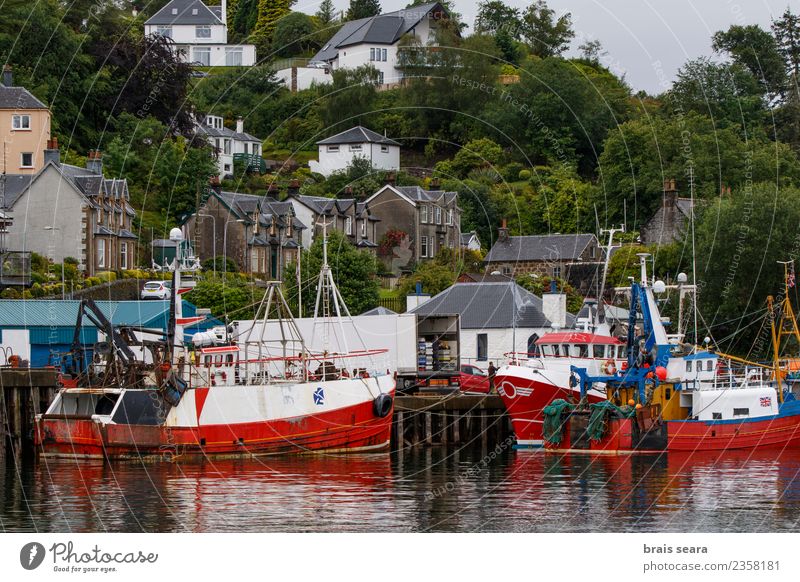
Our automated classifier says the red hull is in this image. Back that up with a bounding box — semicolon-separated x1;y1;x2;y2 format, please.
35;397;393;460
495;370;604;447
545;411;800;453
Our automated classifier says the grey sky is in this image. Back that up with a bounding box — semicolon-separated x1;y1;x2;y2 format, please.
297;0;800;94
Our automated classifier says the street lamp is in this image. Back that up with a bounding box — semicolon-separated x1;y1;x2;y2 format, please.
43;226;65;300
223;218;245;273
195;212;216;277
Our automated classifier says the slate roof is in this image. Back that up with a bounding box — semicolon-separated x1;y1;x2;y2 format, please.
196;122;261;143
317;126;400;146
410;281;575;329
311;2;444;62
215;190;306;231
0;174;34;209
0;86;48;109
145;0;222;25
458;272;512;283
484;234;597;263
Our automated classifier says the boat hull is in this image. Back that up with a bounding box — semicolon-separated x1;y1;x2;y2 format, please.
494;365;605;447
36;377;395;460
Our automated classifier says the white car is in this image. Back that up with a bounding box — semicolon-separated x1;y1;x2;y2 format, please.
141;281;171;300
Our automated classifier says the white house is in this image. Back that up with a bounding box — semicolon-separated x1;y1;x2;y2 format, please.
144;0;256;67
276;1;451;91
309;126;400;177
409;282;574;366
460;231;481;251
195;114;263;179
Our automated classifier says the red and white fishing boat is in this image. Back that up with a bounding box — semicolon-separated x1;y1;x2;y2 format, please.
35;229;395;460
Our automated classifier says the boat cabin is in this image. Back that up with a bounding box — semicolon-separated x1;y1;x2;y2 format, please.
531;332;625;360
671;351;718;385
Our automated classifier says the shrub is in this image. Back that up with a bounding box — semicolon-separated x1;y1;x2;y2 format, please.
95;271;117;283
1;287;20;299
518;169;532;181
503;162;525;182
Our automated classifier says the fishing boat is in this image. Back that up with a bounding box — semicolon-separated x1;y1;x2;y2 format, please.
542;256;800;454
34;229;395;460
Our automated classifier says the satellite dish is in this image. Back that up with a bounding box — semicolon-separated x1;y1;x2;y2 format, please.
653;280;666;294
169;227;183;241
677;272;688;283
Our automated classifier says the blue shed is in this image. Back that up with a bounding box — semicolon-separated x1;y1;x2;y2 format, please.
0;300;221;367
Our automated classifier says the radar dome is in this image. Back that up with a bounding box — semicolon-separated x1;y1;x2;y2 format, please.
169;227;183;241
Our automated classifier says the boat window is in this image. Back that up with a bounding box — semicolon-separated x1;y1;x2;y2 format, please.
542;344;555;356
563;344;572;357
707;360;713;371
712;412;722;420
593;345;605;358
204;355;212;367
226;354;234;364
577;345;588;357
733;408;749;416
617;346;626;358
686;361;693;372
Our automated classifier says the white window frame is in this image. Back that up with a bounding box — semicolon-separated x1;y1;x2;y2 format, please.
378;71;384;84
345;217;352;235
435;206;442;225
360;219;366;237
156;25;172;38
370;48;375;61
97;238;106;269
120;242;128;269
225;47;243;66
19;152;33;168
382;48;387;61
196;25;211;38
223;139;231;154
420;236;429;258
380;145;389;153
327;145;339;152
12;115;30;130
193;47;211;66
349;144;362;152
553;266;561;279
420;205;428;223
447;209;453;225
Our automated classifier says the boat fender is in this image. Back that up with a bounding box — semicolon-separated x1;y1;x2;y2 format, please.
373;393;393;418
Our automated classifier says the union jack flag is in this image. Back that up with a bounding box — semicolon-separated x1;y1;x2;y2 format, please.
760;396;772;407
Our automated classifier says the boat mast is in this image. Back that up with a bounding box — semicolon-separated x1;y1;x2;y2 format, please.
689;168;698;348
311;217;352;354
770;260;800;402
597;225;624;326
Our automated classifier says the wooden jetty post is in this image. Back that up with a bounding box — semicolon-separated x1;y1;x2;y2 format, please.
1;368;59;458
392;394;511;449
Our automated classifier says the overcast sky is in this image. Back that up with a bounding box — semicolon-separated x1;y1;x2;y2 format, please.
296;0;800;94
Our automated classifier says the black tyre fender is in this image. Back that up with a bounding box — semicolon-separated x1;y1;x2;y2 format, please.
373;393;393;418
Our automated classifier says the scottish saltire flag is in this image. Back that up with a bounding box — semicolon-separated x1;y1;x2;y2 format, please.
313;387;325;405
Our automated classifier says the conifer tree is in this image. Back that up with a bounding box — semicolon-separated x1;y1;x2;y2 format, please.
346;0;381;21
316;0;336;25
252;0;295;50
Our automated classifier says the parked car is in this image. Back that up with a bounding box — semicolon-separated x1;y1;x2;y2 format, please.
459;364;490;394
141;281;171;300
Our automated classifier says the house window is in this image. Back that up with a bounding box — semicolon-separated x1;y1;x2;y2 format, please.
381;146;389;153
435;206;442;224
382;48;387;61
360;219;366;237
378;71;384;84
502;266;511;275
420;236;429;258
20;152;33;168
447;209;453;225
156;25;172;38
225;47;243;66
349;144;362;151
590;245;596;259
252;144;260;156
224;164;231;172
120;243;128;269
196;25;211;38
171;8;177;14
97;238;106;268
345;217;352;235
224;139;231;154
193;47;211;66
420;205;428;223
553;266;561;279
215;138;220;150
477;334;488;361
244;143;249;154
370;48;376;61
11;115;30;130
327;145;339;152
192;8;198;14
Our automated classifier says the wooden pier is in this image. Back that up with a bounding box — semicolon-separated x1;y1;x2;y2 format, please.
0;368;59;460
392;394;513;449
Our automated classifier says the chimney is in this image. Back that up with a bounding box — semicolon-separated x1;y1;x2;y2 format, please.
209;175;221;195
44;137;61;166
287;179;300;197
386;172;396;186
498;218;509;242
86;149;103;175
267;183;280;198
430;177;440;189
236;116;244;134
2;65;12;87
344;186;353;197
543;287;567;329
663;178;678;207
221;0;227;25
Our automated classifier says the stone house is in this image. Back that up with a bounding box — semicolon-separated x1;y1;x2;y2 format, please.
640;179;695;245
184;187;305;279
483;225;603;294
2;144;136;275
363;183;461;274
288;188;379;251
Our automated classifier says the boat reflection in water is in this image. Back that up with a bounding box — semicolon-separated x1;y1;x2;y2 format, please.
3;447;800;532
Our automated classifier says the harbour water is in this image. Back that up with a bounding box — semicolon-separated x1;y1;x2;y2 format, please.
3;448;800;532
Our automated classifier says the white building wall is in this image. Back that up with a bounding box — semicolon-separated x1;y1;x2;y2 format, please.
275;67;332;91
288;200;316;249
369;143;400;171
310;141;400;177
334;44;402;83
460;327;552;366
145;23;228;44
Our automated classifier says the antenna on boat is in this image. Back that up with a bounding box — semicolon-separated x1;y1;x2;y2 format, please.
597;225;624;326
770;259;800;402
690;168;699;349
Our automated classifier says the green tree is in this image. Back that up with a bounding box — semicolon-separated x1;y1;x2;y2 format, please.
521;165;594;234
772;8;800;80
519;0;574;58
186;278;261;319
346;0;381;20
397;261;457;297
284;231;379;315
317;65;381;128
316;0;337;24
436;138;504;179
515;273;583;313
252;0;295;51
712;24;786;98
231;0;259;40
273;11;318;57
475;0;521;36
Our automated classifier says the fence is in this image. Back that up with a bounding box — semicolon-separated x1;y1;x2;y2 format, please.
377;297;405;313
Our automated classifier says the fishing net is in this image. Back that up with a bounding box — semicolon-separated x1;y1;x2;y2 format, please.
587;401;635;441
542;399;575;445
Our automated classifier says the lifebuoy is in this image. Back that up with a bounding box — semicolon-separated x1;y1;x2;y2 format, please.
373;393;393;418
602;359;617;375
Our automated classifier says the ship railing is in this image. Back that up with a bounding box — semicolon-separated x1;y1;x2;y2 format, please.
238;348;391;384
684;365;768;392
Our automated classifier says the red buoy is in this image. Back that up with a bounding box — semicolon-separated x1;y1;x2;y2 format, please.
655;366;667;381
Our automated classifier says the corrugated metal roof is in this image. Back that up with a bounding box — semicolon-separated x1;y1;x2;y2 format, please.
0;300;184;329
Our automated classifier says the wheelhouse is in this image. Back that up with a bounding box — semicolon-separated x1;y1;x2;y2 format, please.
531;332;625;360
